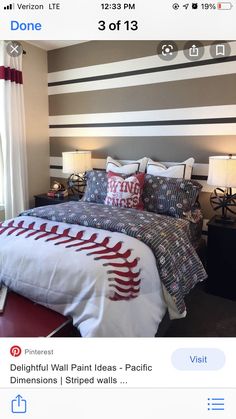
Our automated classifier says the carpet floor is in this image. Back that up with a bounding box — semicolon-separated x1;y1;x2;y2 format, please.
164;285;236;337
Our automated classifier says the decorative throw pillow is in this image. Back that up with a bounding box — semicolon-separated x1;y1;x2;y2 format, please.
105;171;145;209
82;170;108;203
106;156;148;174
143;175;202;218
146;158;195;179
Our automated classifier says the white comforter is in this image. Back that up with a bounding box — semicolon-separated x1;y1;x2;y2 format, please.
0;216;167;337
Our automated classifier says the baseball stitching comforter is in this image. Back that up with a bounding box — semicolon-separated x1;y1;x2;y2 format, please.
0;201;207;337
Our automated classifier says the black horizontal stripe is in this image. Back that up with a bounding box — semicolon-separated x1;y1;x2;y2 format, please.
191;175;208;181
48;55;236;87
49;117;236;129
50;165;62;169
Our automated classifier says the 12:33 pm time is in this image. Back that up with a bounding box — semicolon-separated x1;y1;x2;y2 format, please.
101;3;136;10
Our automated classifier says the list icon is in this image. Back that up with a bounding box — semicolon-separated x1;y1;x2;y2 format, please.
208;397;225;411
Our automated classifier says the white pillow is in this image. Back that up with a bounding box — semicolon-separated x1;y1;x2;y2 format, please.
106;156;148;175
146;158;195;179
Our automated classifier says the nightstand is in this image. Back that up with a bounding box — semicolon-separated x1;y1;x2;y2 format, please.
207;216;236;300
34;193;83;207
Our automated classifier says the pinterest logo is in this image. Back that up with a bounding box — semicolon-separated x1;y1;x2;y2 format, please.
10;345;22;357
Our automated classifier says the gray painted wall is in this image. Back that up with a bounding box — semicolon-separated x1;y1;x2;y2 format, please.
48;41;236;218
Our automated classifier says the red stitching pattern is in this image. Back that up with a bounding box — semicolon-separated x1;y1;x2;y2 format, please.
1;220;141;301
46;227;72;242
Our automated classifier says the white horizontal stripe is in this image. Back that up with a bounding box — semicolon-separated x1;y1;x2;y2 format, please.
51;156;207;168
48;60;236;95
50;156;209;171
50;158;107;171
50;156;63;166
48;41;236;83
162;162;210;179
91;158;107;170
162;162;209;177
50;157;209;177
49;123;236;137
50;168;64;179
48;55;165;83
49;105;236;125
192;163;209;177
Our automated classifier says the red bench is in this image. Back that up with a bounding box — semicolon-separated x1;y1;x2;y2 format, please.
0;291;77;337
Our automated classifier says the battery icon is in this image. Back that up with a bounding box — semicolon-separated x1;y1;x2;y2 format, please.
217;2;233;9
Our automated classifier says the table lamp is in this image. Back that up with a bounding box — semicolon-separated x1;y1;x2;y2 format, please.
62;150;92;195
207;155;236;223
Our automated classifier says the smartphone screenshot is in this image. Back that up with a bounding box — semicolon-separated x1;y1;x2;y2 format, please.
0;1;236;418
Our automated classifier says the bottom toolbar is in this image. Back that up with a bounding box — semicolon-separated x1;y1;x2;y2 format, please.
1;388;235;418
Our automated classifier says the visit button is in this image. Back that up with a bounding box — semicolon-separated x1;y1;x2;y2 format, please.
172;348;225;371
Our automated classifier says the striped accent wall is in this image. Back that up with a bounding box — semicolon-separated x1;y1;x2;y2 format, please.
48;40;236;226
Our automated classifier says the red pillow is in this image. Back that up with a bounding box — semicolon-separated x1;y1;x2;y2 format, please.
105;171;145;209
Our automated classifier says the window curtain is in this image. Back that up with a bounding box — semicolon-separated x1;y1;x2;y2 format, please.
0;41;28;218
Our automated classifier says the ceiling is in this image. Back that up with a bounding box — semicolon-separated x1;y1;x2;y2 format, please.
26;40;89;51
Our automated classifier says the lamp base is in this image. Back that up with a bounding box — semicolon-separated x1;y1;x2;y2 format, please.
210;188;236;224
214;215;236;225
67;173;86;195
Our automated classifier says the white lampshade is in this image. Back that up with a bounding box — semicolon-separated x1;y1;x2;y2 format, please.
207;155;236;188
62;151;92;174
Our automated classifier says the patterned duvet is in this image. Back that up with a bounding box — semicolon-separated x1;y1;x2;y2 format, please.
0;202;207;337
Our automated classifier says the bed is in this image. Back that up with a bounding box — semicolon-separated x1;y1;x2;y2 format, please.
0;161;207;337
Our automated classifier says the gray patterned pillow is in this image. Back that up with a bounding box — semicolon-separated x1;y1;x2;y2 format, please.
143;175;202;218
82;170;108;204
